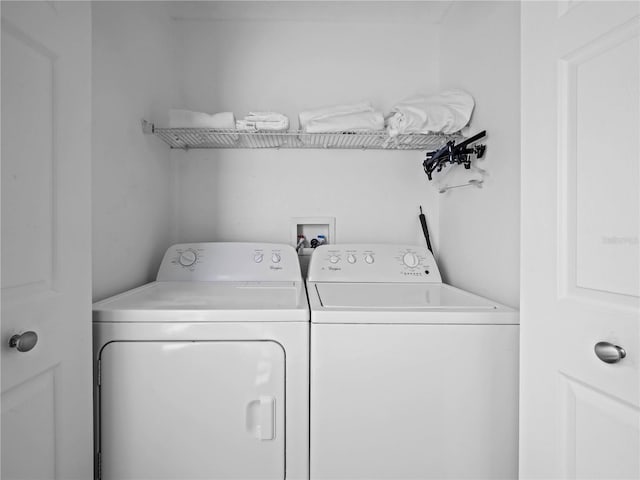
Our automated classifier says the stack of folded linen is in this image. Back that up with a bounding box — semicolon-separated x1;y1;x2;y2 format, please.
236;112;289;131
169;109;236;129
386;90;475;137
299;102;385;133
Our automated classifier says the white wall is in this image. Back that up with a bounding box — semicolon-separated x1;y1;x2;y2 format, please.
92;2;177;301
171;4;443;249
438;1;521;307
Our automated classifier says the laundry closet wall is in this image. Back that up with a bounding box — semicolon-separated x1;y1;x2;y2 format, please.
170;3;443;249
438;1;521;308
92;2;178;301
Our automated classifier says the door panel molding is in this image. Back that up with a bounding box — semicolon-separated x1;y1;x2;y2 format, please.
558;1;585;19
1;368;57;479
557;16;640;306
1;18;60;300
561;373;640;479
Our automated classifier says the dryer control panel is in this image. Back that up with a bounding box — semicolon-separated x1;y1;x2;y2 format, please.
307;244;442;283
157;242;302;282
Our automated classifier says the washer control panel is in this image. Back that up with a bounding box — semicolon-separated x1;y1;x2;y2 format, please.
157;242;302;282
307;244;441;283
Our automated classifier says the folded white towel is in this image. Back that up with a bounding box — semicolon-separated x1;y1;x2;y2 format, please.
304;111;385;133
299;102;374;130
236;120;257;132
386;90;475;137
236;120;289;132
237;111;289;132
255;120;289;131
169;109;236;129
246;112;288;123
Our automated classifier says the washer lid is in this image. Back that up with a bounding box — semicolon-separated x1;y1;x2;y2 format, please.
93;281;309;322
309;282;518;324
315;283;499;309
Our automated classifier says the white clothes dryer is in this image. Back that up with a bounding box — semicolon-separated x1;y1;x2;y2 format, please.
307;244;519;480
93;243;309;480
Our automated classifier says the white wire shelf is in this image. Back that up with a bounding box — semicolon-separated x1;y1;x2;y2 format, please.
142;120;462;151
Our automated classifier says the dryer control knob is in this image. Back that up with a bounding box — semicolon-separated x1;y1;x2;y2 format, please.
254;253;264;263
178;250;197;267
402;252;419;268
271;253;281;263
347;254;357;264
329;255;340;264
364;254;375;264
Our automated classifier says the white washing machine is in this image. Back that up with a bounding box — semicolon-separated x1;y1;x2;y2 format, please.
307;244;519;480
93;242;309;480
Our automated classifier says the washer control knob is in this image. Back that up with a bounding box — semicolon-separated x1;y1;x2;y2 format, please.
364;254;375;264
403;252;419;268
178;250;197;267
271;253;281;263
329;255;340;264
254;253;264;263
347;254;357;264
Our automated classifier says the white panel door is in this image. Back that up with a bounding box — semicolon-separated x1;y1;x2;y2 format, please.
99;341;286;480
520;1;639;478
1;2;93;479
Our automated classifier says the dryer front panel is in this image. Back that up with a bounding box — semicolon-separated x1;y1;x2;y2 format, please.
98;341;285;480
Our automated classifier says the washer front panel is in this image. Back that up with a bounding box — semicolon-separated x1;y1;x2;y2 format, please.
310;323;519;480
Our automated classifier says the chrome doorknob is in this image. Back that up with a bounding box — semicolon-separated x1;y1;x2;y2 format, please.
594;341;626;364
9;331;38;352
